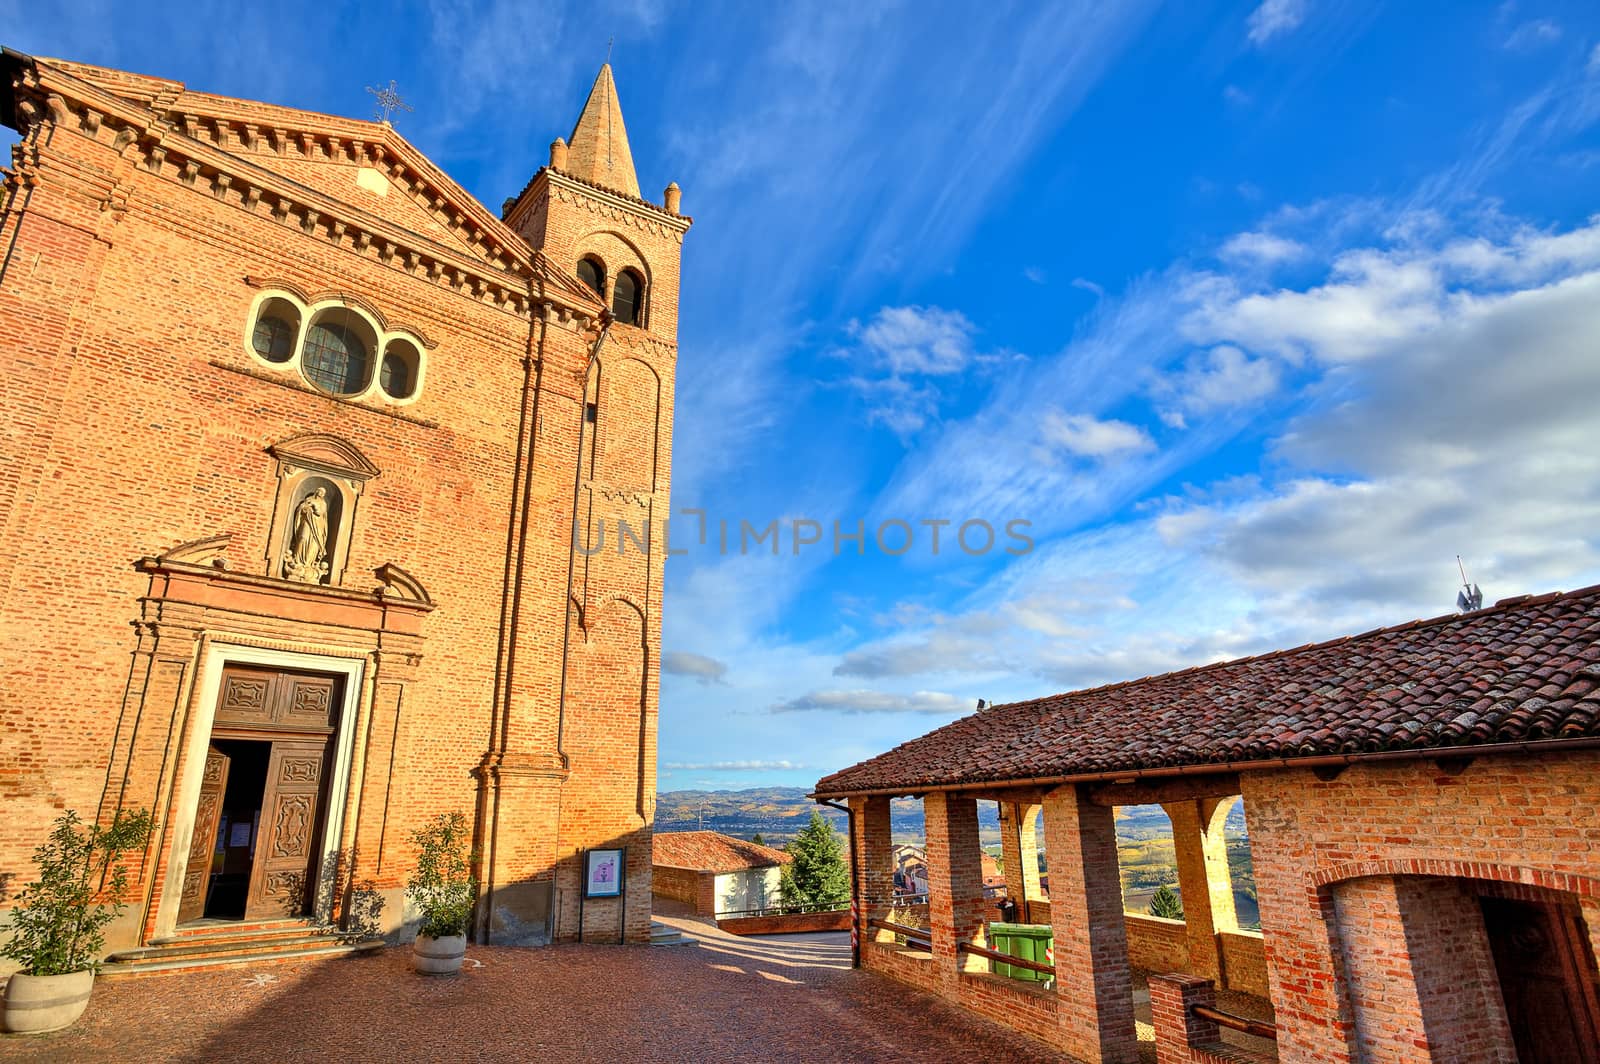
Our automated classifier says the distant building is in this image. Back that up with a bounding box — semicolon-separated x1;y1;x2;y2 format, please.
652;832;793;917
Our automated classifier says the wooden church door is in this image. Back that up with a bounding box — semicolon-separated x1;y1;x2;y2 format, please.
177;745;231;924
244;738;332;920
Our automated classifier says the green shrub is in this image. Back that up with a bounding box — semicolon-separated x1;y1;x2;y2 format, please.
1;808;153;976
405;812;477;939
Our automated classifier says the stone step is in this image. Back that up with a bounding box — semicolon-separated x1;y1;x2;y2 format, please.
649;921;693;946
100;938;383;978
108;932;336;965
165;917;312;941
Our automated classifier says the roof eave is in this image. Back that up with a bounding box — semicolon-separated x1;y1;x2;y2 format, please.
810;735;1600;801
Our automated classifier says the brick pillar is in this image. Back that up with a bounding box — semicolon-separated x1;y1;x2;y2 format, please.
1043;783;1139;1064
1332;875;1515;1061
1147;973;1222;1064
852;795;894;946
1162;797;1238;982
999;801;1043;920
924;792;988;990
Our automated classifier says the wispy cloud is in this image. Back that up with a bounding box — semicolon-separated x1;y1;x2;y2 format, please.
1246;0;1308;46
772;689;971;715
1503;18;1562;52
663;760;806;771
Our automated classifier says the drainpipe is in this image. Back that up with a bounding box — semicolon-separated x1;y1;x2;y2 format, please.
813;797;859;970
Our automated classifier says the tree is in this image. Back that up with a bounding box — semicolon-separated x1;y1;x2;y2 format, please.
751;832;765;846
1148;883;1184;920
778;812;849;910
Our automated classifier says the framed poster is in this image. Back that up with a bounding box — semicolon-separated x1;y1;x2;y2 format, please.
584;848;625;898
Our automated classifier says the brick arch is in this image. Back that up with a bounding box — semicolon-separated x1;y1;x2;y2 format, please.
1312;858;1600;899
582;595;647;647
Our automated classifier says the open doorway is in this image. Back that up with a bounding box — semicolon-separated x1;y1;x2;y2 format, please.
176;665;342;925
1480;895;1600;1064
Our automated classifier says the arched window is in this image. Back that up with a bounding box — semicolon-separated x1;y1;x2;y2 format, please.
613;269;642;326
302;316;372;396
379;339;420;400
577;257;606;298
251;298;300;363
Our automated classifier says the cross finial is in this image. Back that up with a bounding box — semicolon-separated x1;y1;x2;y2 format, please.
607;36;614;64
365;80;413;125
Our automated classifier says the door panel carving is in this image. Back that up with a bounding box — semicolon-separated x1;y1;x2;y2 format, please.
178;745;230;924
215;666;340;732
217;671;274;727
245;738;331;920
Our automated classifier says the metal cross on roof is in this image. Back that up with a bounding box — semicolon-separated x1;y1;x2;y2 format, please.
365;81;413;125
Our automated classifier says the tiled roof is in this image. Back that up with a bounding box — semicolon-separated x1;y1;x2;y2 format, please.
652;831;793;873
814;586;1600;797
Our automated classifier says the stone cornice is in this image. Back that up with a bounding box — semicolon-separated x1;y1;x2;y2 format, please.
506;168;692;244
7;54;607;328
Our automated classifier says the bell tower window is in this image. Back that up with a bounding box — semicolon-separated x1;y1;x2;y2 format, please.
577;257;606;298
613;268;643;326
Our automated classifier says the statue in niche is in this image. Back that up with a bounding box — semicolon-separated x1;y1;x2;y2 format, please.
283;486;330;583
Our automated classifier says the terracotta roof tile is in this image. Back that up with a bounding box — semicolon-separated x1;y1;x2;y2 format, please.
652;831;792;873
813;585;1600;797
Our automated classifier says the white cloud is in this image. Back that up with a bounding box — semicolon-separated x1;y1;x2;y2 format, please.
662;651;729;685
1072;277;1106;297
1153;344;1280;422
1589;42;1600;74
1223;85;1253;106
1220;231;1307;264
772;689;972;715
1024;266;1048;285
853;305;978;376
1246;0;1307;46
1041;412;1156;459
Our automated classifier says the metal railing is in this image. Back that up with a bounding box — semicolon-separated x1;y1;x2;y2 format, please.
866;917;932;950
956;939;1055;976
716;900;849;920
1193;1004;1277;1041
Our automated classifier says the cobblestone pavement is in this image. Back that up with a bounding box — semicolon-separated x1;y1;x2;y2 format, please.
0;933;1067;1062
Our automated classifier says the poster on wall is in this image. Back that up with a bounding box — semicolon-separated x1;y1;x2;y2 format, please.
584;848;625;898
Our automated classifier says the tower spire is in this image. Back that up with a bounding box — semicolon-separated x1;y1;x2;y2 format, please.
564;63;640;198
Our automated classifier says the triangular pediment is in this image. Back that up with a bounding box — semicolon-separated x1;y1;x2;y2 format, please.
33;57;534;274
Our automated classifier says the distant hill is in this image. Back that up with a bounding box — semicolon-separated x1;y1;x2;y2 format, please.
654;787;1003;847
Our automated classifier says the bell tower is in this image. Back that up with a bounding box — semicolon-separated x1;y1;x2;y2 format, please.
505;63;689;340
492;64;691;944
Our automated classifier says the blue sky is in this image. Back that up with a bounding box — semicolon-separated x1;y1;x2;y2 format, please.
10;1;1600;792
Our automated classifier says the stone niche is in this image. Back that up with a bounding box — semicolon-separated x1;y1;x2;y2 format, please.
263;433;380;586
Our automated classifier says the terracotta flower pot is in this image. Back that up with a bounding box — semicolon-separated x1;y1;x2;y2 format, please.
2;969;95;1034
412;933;466;975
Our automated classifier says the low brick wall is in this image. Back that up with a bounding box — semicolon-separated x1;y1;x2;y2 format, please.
1218;930;1268;997
864;938;936;990
1126;913;1190;973
1148;972;1275;1064
716;910;851;936
958;969;1059;1047
652;867;701;907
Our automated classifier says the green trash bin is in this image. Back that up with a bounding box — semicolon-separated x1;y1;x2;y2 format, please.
988;921;1053;982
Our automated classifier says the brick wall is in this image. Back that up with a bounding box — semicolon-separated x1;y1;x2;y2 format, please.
0;56;686;957
1125;913;1190;973
1242;751;1600;1062
651;866;702;909
717;910;850;935
1217;931;1268;998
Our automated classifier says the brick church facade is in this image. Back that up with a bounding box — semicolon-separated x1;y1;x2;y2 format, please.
0;50;687;962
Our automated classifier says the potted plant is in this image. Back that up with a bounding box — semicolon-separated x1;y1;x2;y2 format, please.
2;808;152;1034
405;812;477;975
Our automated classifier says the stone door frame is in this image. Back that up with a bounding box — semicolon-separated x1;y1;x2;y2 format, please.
154;640;366;939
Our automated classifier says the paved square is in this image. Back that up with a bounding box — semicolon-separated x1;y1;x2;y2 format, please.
1;930;1063;1062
